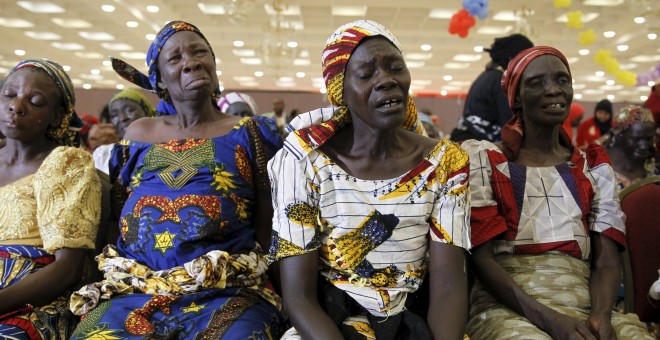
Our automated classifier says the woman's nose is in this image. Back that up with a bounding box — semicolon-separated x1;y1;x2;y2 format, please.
374;71;397;90
182;56;202;73
8;98;25;116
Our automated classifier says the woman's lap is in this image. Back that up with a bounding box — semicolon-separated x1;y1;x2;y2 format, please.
70;288;283;339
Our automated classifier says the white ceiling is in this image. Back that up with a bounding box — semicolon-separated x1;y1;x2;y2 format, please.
0;0;658;102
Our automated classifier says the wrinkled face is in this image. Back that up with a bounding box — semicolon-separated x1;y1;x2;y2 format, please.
595;110;611;124
156;31;217;104
342;37;411;130
517;55;573;128
620;121;655;161
110;99;148;138
0;67;63;143
226;102;253;117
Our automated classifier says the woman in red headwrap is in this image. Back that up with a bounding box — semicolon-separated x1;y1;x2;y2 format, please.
462;46;652;339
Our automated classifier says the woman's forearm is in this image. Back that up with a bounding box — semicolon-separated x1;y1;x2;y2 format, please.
0;248;85;315
428;242;468;340
589;234;620;316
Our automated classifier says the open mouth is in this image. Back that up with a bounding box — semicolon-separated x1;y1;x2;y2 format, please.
377;98;403;108
541;103;566;111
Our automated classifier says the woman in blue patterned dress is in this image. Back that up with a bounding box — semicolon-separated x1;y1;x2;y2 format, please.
69;21;284;339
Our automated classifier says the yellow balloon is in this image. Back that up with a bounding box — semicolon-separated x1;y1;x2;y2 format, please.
554;0;572;8
605;58;620;74
579;29;597;46
566;11;583;29
615;70;638;86
594;49;612;65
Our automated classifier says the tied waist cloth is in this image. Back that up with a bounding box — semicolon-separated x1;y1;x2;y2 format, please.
69;244;281;315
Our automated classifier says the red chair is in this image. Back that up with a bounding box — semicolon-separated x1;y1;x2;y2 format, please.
620;175;660;322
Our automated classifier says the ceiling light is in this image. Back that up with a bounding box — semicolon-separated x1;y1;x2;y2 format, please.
240;82;260;87
607;94;615;100
216;70;222;76
119;52;147;60
578;49;590;56
116;84;125;90
474;45;484;53
606;79;615;85
24;31;61;40
254;71;264;77
70;79;82;85
630;55;660;62
406;61;426;68
293;59;310;66
648;33;657;40
453;54;483;62
616;45;628;51
51;18;91;28
444;62;471;69
215;58;221;64
420;44;432;51
126;21;139;28
233;41;245;47
649;81;656;87
82;84;92;89
146;34;156;41
583;0;623;6
443;75;453;81
197;3;226;15
234;76;255;82
102;60;112;67
63;65;71;71
219;85;225;92
146;5;159;13
287;41;298;48
634;17;645;24
79;32;114;41
90;69;100;75
232;49;256;57
15;50;26;56
331;6;367;16
101;43;133;51
240;58;262;65
52;42;85;50
17;1;65;13
595;71;605;77
429;8;454;19
640;95;648;101
440;90;448;96
574;93;583;100
80;74;103;80
477;26;513;35
299;50;310;58
0;18;34;28
101;4;115;12
405;53;433;61
75;52;104;59
412;79;432;85
296;72;306;78
573;84;587;89
603;31;616;38
319;88;327;94
492;10;518;21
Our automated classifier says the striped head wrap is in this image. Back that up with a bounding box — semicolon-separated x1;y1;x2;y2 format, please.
110;20;220;112
8;59;82;146
500;46;572;160
217;92;258;115
289;20;423;152
109;88;156;118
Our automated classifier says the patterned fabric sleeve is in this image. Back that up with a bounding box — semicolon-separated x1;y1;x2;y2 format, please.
35;147;101;252
584;144;626;247
267;149;321;262
461;139;508;247
252;115;284;159
428;141;471;250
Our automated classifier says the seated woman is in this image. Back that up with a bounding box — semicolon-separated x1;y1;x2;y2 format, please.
269;20;470;340
218;92;259;117
0;59;101;339
91;88;155;174
68;21;284;339
463;46;652;339
603;104;657;190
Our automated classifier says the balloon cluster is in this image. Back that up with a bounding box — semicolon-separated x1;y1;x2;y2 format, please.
636;63;660;86
448;0;489;38
554;0;639;87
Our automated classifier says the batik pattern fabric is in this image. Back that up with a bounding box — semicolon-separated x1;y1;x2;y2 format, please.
467;253;654;340
0;147;101;340
463;139;625;259
69;116;284;339
269;130;470;319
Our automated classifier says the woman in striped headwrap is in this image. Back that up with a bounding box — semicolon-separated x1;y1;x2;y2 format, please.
268;20;470;339
462;46;652;339
0;59;101;339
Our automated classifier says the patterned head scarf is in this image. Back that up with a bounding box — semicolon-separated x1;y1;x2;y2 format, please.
217;92;258;115
611;104;654;136
110;20;220;109
500;46;572;160
7;59;82;146
288;20;424;148
109;88;156;118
